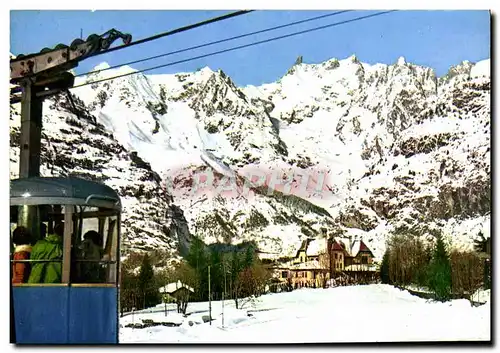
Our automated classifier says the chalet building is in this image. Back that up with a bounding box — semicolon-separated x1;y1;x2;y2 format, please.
337;237;376;281
272;233;378;288
158;281;195;303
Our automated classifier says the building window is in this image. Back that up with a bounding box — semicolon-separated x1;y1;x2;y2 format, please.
281;271;287;278
335;253;338;260
362;256;368;264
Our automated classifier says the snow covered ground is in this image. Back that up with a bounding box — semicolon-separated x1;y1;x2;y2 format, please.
119;284;490;343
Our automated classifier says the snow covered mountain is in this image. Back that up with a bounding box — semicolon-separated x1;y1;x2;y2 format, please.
9;55;490;260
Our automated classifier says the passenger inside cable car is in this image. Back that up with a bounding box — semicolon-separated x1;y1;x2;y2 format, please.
38;223;47;240
75;230;105;283
29;222;64;284
10;204;119;285
11;227;33;284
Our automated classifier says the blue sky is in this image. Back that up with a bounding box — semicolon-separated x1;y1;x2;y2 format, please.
10;10;490;86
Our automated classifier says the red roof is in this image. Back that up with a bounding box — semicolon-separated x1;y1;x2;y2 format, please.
331;240;344;251
358;240;372;253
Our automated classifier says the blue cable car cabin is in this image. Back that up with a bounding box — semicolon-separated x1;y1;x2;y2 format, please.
10;177;121;344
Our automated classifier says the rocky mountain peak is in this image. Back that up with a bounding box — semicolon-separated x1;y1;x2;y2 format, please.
349;54;359;63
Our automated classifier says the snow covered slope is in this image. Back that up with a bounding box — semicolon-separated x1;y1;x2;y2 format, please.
10;55;490;259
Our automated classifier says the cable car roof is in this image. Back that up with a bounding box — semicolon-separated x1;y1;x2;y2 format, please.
10;177;121;210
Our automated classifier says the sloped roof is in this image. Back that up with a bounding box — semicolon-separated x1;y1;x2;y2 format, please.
294;239;309;257
358;240;373;253
290;260;323;270
257;251;280;261
350;240;374;257
331;239;345;252
350;240;361;257
306;239;324;256
159;281;194;294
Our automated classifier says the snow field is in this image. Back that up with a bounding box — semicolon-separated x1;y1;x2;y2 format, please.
120;284;490;343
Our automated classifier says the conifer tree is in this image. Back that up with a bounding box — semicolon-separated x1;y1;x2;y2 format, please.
427;234;452;301
380;249;391;284
186;237;208;300
186;237;207;271
244;244;256;268
138;254;160;309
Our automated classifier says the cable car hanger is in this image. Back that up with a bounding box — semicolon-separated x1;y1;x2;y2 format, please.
10;28;132;84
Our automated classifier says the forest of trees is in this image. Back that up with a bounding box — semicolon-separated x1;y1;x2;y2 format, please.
380;228;489;301
181;238;271;308
120;252;162;313
119;228;490;312
120;238;272;314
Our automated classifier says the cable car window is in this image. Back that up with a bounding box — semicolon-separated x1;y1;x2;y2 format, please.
72;209;118;285
10;204;68;285
10;204;119;285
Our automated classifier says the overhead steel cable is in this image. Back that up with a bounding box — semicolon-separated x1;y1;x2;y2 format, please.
73;10;397;89
76;10;352;77
87;10;254;58
9;10;254;63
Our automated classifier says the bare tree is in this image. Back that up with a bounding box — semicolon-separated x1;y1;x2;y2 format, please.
251;261;271;296
387;232;430;287
232;262;271;309
233;268;251;309
120;271;139;315
174;288;192;315
450;249;483;296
